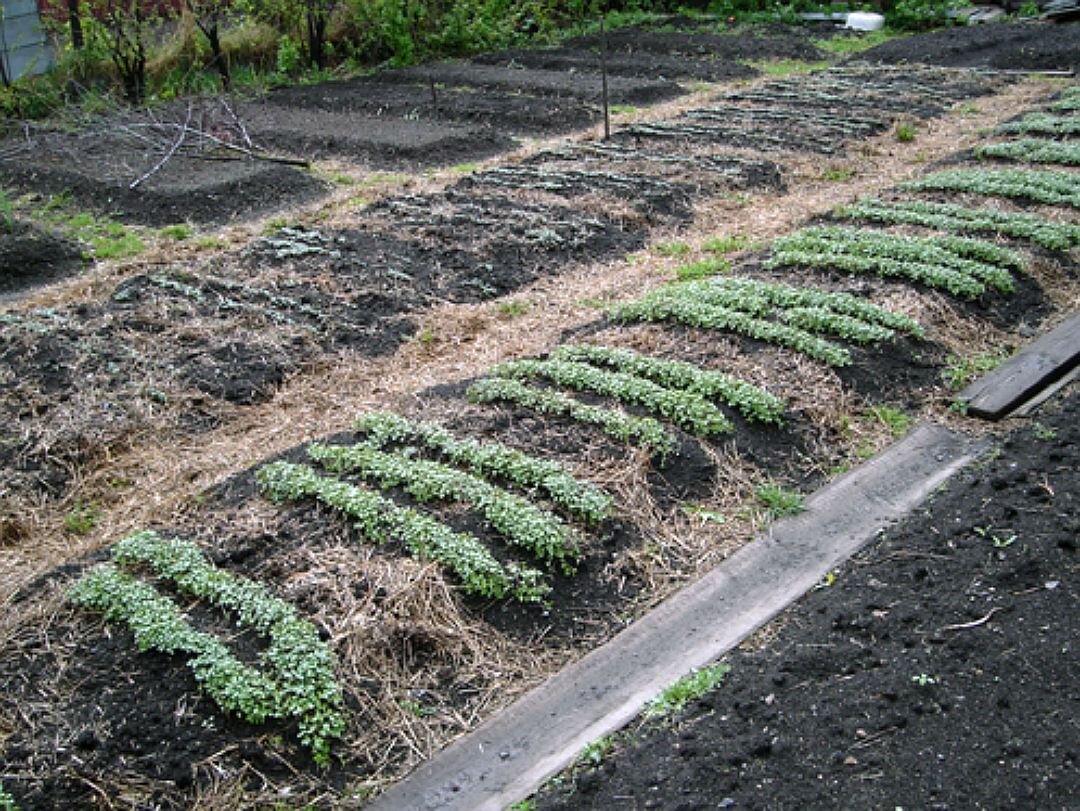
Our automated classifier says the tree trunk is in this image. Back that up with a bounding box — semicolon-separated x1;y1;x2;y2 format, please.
68;0;84;49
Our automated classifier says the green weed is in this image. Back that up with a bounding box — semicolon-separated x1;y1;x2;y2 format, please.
496;300;530;319
578;735;615;767
1032;422;1057;440
645;664;731;719
676;257;730;281
755;483;804;518
750;59;829;77
866;405;912;437
160;224;192;241
64;500;100;535
703;233;751;255
895;120;917;143
655;240;691;258
942;349;1009;390
812;30;895;55
821;166;854;182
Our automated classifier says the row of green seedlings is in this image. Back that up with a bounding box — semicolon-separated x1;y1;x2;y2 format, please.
465;342;785;461
1050;87;1080;112
996;112;1080;137
975;139;1080;167
901;168;1080;209
834;198;1080;251
258;414;615;603
767;225;1022;299
68;531;346;766
607;277;923;369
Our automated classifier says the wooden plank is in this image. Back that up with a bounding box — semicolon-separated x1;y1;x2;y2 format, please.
367;424;987;811
959;313;1080;421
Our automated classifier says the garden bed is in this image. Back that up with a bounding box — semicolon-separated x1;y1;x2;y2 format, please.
1;18;1078;811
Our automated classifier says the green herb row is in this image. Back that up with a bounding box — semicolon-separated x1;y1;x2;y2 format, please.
257;461;548;602
975;138;1080;167
69;531;346;765
307;442;581;571
489;358;734;437
466;377;677;460
902;168;1080;209
768;226;1018;298
550;343;785;425
704;277;924;336
611;289;852;366
996;112;1080;136
1051;88;1080;112
352;412;612;524
834;198;1080;251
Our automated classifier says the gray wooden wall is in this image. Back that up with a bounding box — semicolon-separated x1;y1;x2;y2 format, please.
1;0;54;83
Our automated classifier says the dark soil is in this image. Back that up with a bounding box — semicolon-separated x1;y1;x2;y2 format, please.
0;138;329;226
534;385;1079;811
857;19;1080;72
0;220;86;298
263;79;601;136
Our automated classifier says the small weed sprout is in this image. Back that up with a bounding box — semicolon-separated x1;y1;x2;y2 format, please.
895;120;917;143
578;734;616;767
867;405;912;437
703;233;751;255
655;240;691;257
1032;422;1057;441
755;483;805;518
645;664;731;719
911;673;936;688
63;499;100;535
942;349;1010;390
497;299;530;319
160;224;192;241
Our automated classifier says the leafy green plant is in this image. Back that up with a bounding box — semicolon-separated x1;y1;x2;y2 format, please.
821;166;854;182
465;377;677;460
703;233;751;255
306;442;582;571
895;120;917;143
768;226;1019;299
645;664;730;719
1032;422;1057;441
257;461;547;601
550;344;784;425
675;256;730;281
834;197;1080;251
911;673;937;687
996;113;1080;137
942;349;1009;390
578;734;615;767
902;168;1080;208
160;224;192;241
655;240;691;257
866;405;912;437
755;482;804;518
497;299;530;319
352;412;612;524
70;531;346;764
0;783;16;811
63;499;100;535
488;358;734;438
975;139;1080;167
1050;87;1080;112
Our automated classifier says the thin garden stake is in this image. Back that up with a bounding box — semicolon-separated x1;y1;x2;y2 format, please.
600;14;610;140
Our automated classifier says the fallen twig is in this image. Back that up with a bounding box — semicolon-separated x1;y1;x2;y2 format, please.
940;607;1002;632
129;103;192;189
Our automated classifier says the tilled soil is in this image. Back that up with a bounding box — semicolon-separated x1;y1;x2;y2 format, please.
533;386;1079;811
857;19;1080;72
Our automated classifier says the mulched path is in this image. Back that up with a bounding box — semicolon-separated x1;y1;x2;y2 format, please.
534;386;1079;811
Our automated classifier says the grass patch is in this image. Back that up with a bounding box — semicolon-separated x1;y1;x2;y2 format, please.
655;240;691;257
866;405;912;437
675;257;730;281
159;223;192;241
703;233;751;255
749;58;830;77
813;30;896;55
63;499;100;535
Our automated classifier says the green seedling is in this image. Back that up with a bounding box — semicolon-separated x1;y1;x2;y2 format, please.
645;664;730;719
942;349;1009;390
64;499;100;535
497;300;530;319
911;673;936;688
160;224;192;241
578;734;615;767
755;482;804;518
676;257;730;281
866;405;911;437
895;120;917;143
655;240;691;257
683;504;727;524
1032;422;1057;440
821;166;854;182
703;233;751;255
